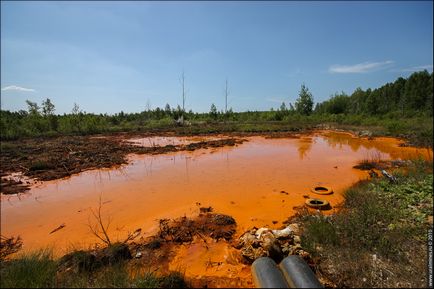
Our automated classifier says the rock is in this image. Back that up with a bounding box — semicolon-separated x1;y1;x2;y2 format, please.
260;232;276;248
255;227;270;238
297;250;310;259
272;226;293;239
288;223;300;235
288;244;302;255
281;243;291;254
135;252;142;259
293;235;301;244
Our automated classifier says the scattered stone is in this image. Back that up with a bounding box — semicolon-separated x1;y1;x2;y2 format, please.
288;223;300;235
236;224;307;264
272;227;293;239
135;252;142;259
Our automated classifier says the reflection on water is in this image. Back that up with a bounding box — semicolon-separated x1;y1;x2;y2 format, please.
297;137;313;159
1;131;431;256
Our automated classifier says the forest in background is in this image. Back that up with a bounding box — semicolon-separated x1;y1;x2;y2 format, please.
1;70;432;146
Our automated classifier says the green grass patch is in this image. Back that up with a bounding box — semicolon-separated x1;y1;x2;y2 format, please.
299;159;432;287
0;250;57;288
1;250;187;288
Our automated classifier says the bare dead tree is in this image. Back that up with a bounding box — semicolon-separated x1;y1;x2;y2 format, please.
87;193;142;246
178;70;187;124
87;194;112;246
225;78;229;114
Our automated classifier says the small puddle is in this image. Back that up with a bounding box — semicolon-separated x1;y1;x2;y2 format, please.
1;131;431;284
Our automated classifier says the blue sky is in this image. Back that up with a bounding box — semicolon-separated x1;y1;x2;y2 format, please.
1;1;433;114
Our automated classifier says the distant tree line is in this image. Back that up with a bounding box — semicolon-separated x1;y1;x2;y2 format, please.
314;70;433;117
0;70;432;140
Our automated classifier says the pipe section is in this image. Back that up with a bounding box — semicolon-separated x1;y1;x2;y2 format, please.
279;255;323;288
251;257;289;288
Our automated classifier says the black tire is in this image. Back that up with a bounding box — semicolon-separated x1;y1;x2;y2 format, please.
310;186;333;195
305;198;330;209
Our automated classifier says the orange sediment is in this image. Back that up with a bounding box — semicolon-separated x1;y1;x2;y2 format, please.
1;131;431;285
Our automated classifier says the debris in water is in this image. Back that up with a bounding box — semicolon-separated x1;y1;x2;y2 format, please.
381;169;397;182
200;206;213;213
49;223;66;234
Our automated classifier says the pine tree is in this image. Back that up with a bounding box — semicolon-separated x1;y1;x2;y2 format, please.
295;84;314;115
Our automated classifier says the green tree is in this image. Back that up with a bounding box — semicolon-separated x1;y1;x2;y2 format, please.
41;98;58;131
279;102;287;112
70;103;82;132
164;103;172;116
42;98;55;116
25;100;40;115
295;84;314;115
210;103;218;120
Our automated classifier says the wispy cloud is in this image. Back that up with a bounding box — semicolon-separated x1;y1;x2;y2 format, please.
1;85;36;92
329;61;394;74
393;64;433;72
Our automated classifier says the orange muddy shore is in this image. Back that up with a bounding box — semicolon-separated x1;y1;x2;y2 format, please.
1;131;431;283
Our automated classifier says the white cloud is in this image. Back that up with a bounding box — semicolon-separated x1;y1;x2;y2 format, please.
329;61;394;74
395;65;433;72
1;85;36;92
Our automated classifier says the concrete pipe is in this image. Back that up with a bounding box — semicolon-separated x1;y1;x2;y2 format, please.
251;257;289;288
279;255;323;288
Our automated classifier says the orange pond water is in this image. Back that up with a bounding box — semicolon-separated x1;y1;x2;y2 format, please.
1;131;431;268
